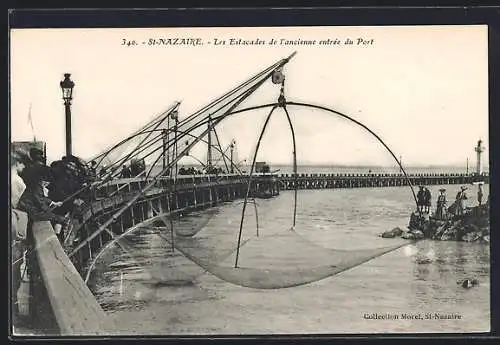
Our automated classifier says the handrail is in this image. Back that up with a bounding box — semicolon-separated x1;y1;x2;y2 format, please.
31;221;116;335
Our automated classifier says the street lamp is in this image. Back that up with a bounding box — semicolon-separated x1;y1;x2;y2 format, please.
60;73;75;156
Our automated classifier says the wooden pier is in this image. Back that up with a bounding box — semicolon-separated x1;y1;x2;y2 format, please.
278;172;489;190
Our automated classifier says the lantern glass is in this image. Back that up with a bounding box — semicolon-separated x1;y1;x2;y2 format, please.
60;73;75;102
62;87;73;100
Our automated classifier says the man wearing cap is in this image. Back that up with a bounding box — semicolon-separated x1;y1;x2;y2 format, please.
435;189;448;221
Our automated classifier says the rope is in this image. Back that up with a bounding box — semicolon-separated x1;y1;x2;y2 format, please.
278;78;298;228
234;105;279;268
282;105;298;228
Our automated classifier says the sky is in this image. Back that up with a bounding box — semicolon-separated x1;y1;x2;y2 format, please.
10;25;489;169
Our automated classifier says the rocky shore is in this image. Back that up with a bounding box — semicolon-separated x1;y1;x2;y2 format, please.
380;203;489;243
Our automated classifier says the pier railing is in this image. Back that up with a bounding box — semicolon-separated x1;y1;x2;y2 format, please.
28;221;117;335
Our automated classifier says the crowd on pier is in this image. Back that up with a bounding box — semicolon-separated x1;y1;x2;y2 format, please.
10;147;107;328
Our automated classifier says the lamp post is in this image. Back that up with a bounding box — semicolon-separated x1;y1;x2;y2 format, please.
60;73;75;156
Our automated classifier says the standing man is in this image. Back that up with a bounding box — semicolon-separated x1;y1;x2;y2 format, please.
417;186;425;213
424;187;432;214
11;150;29;326
477;182;484;206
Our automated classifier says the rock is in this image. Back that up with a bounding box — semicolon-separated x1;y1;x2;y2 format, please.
463;223;480;234
440;224;459;241
407;206;489;243
480;227;490;236
440;230;455;241
433;220;446;227
401;232;416;240
433;224;447;239
380;227;404;238
462;232;482;242
422;222;436;239
412;230;425;240
392;227;404;236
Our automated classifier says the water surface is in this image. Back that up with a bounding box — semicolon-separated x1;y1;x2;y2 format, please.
91;184;490;335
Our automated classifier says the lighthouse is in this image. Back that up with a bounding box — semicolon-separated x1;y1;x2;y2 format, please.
474;139;485;175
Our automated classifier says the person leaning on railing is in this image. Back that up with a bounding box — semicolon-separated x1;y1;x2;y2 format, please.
10;150;29;326
18;164;70;243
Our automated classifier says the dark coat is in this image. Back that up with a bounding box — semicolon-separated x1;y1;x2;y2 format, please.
417;189;425;206
18;184;66;224
424;189;432;206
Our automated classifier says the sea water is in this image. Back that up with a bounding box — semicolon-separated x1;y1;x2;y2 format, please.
90;183;490;335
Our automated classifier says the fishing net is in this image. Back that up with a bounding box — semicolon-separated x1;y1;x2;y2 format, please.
158;227;411;289
87;206;253;287
136;200;412;290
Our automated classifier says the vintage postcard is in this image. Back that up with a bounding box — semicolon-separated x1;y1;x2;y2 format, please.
9;23;490;336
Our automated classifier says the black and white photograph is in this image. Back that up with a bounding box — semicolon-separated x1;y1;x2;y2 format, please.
9;24;490;336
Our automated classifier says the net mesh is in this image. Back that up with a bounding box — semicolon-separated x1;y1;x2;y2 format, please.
89;191;412;290
140;202;413;289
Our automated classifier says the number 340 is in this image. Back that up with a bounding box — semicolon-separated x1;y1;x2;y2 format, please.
121;39;137;46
